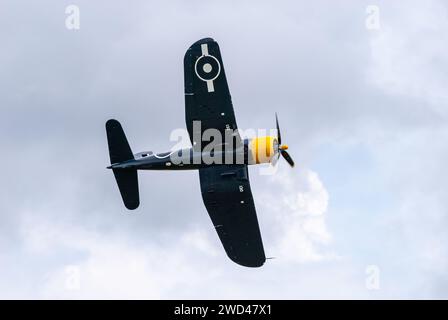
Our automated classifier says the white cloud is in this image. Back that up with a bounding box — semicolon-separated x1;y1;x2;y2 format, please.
12;164;338;299
18;213;218;299
257;166;335;263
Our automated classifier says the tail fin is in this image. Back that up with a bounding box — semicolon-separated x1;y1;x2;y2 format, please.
106;119;139;210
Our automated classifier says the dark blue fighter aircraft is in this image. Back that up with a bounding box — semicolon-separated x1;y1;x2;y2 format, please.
106;38;294;267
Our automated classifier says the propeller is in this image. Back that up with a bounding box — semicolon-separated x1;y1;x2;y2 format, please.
274;113;295;167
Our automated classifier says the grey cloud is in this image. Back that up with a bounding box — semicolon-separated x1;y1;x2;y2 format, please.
0;0;447;298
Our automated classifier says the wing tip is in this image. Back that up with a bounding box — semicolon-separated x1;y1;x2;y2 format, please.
229;255;266;268
105;118;120;129
124;200;140;210
184;38;217;64
191;37;215;47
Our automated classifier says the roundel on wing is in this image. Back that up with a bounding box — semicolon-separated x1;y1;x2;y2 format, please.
194;55;221;82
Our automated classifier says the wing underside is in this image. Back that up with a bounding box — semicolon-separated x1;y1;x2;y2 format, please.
186;38;264;267
184;38;241;149
199;165;266;267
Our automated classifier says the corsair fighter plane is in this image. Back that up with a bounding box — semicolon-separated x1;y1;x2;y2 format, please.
106;38;294;267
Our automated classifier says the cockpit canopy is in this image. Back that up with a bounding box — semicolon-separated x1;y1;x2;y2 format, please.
134;151;153;159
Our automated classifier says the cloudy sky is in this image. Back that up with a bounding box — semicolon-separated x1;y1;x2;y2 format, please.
1;0;447;299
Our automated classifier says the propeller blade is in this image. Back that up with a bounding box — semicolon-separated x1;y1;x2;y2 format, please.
281;150;295;167
275;112;281;145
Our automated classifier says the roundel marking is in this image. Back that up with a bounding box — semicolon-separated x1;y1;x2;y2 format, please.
194;48;221;93
194;55;221;82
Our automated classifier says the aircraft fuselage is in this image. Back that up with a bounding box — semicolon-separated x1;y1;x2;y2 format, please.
108;139;251;171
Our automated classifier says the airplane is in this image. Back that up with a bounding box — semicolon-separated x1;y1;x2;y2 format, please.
105;38;294;268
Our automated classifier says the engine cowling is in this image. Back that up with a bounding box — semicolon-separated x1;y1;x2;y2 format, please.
248;136;278;164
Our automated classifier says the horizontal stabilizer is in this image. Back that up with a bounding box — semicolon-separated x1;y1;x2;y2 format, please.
112;169;139;210
106;119;139;210
106;119;134;164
